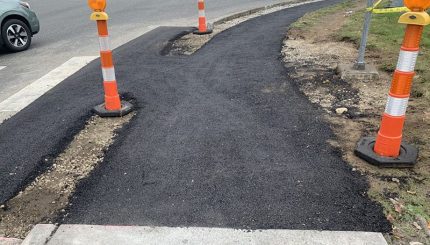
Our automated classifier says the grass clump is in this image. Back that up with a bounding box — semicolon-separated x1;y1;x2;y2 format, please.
338;7;430;100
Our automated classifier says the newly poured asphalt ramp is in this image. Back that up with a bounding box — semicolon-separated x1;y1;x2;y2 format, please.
1;0;391;236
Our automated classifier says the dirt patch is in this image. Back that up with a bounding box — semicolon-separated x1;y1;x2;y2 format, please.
167;0;322;56
282;1;430;244
0;114;134;238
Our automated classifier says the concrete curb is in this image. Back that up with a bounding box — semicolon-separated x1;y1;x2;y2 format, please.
21;224;57;245
22;225;388;245
213;0;325;25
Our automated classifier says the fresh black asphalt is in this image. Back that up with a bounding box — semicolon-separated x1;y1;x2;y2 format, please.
0;0;391;231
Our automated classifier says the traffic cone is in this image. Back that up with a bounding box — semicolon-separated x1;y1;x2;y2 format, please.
355;4;430;167
89;6;133;117
194;0;213;35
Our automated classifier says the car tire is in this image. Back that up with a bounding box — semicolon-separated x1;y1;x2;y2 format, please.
1;19;32;52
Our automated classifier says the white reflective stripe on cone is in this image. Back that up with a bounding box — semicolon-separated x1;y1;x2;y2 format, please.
397;50;418;72
99;36;110;52
385;96;409;117
199;10;205;17
102;67;116;82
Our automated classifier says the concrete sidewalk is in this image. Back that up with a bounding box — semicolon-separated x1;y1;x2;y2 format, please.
19;224;388;245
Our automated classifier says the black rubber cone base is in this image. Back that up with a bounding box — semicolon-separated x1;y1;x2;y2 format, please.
93;101;134;118
355;137;418;168
193;28;213;35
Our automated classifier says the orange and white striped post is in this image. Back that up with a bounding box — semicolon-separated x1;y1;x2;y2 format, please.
88;0;133;117
355;0;430;167
194;0;213;35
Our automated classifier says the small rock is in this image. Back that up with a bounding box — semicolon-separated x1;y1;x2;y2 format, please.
335;107;348;115
392;178;400;183
416;215;430;237
413;222;422;230
352;168;357;172
345;10;353;16
387;214;395;222
394;203;403;213
0;204;5;210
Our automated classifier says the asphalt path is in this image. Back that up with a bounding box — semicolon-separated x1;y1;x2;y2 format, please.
58;1;388;231
0;0;289;102
0;0;390;231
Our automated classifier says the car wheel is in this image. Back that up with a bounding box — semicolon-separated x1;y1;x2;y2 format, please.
1;19;32;52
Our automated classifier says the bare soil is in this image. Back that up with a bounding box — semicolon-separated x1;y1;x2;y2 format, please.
282;3;430;245
0;114;134;238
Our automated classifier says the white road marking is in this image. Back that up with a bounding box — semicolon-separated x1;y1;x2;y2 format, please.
28;225;388;245
0;66;6;71
0;56;97;124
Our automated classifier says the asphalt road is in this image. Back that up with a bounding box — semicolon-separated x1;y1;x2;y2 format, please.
0;0;290;102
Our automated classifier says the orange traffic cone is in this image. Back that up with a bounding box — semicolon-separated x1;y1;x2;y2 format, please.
88;1;133;117
355;2;430;167
194;0;213;35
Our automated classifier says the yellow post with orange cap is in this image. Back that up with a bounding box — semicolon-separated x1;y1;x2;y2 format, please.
355;0;430;167
88;0;133;117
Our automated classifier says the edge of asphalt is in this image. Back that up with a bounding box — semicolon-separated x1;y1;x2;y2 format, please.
19;224;388;245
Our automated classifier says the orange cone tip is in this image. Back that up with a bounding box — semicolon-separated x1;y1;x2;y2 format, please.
88;0;106;11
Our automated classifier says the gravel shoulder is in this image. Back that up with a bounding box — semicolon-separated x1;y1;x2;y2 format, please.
0;114;134;238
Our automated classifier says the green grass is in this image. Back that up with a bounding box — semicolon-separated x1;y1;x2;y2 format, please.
290;0;356;29
292;0;430;100
338;9;430;99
